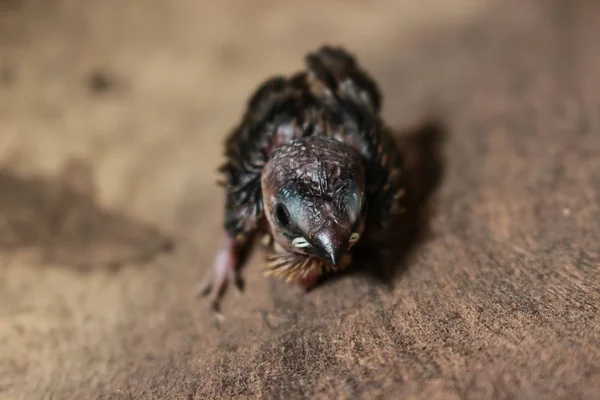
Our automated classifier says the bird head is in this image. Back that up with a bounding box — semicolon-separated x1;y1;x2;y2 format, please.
261;137;366;267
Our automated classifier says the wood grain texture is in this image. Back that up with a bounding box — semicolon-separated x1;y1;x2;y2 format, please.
0;0;599;399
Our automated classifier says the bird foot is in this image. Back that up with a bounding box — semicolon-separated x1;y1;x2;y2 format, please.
196;237;245;315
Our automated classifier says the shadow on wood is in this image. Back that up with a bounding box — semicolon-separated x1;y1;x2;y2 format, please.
0;158;174;271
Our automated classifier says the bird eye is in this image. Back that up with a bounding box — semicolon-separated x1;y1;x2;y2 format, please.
274;203;291;227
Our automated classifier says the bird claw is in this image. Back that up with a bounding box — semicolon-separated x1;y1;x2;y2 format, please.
196;237;245;315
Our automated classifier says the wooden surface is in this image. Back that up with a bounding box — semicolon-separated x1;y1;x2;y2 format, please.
1;1;599;399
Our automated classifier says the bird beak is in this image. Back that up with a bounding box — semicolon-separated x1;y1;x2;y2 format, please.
314;223;348;267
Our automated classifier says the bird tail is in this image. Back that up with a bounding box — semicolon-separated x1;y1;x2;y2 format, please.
305;45;382;114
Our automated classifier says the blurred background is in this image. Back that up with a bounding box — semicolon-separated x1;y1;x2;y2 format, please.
1;0;599;399
0;0;489;225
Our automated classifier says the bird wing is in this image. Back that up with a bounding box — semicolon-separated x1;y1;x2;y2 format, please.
219;75;312;239
304;45;381;115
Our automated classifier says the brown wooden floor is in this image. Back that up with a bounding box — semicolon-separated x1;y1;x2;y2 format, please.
1;1;599;399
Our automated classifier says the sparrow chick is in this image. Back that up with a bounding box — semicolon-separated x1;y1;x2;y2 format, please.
198;45;407;311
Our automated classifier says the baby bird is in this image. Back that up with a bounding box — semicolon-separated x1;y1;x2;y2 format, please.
198;45;407;311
